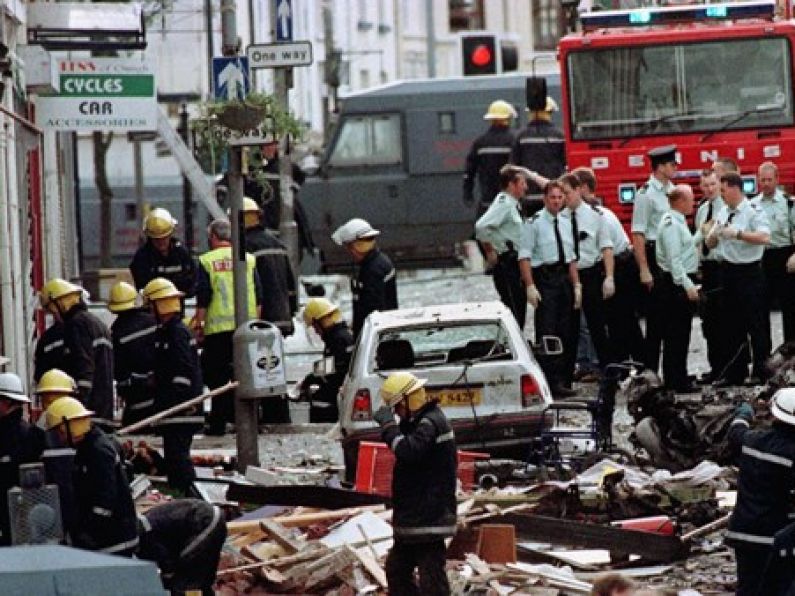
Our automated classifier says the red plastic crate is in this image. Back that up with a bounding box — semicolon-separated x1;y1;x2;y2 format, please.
355;441;489;496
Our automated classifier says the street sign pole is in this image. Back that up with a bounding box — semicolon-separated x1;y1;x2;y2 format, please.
270;0;300;278
221;0;260;472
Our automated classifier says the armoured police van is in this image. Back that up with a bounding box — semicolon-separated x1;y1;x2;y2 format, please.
300;73;562;271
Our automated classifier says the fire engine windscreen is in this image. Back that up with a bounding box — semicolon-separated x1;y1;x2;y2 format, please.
567;37;793;140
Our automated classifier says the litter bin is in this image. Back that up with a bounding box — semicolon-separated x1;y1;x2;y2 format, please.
233;320;287;400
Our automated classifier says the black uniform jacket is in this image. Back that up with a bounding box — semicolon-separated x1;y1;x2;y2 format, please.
72;426;138;555
245;225;297;336
726;417;795;548
464;125;516;207
381;401;457;543
137;499;226;573
111;309;158;424
130;238;197;298
511;120;566;194
153;317;204;430
63;304;114;422
34;322;68;382
352;248;398;336
0;409;45;545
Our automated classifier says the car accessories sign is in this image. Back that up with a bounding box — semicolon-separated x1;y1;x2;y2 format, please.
37;58;157;131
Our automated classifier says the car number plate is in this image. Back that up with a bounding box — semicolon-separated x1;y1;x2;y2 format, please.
427;387;482;406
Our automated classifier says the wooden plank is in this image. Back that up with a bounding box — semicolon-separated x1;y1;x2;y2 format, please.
227;504;386;534
226;483;389;508
284;546;357;589
483;513;689;563
351;546;388;589
259;519;305;554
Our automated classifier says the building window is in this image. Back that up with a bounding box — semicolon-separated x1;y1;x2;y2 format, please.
533;0;564;51
449;0;485;31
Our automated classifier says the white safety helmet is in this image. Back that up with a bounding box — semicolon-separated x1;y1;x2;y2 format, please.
771;388;795;426
0;372;30;403
331;218;380;246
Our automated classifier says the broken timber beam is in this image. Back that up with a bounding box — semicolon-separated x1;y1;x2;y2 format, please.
478;514;689;563
227;504;386;534
226;483;389;508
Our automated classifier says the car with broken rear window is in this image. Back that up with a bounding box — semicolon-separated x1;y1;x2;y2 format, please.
336;301;554;479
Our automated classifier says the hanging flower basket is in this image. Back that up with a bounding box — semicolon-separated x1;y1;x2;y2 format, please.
216;102;266;131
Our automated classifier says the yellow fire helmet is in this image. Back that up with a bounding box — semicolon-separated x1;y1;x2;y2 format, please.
484;100;517;121
380;371;428;410
143;207;177;239
36;369;78;397
242;196;261;213
107;281;139;313
302;298;341;328
142;277;184;316
39;278;83;312
45;396;93;435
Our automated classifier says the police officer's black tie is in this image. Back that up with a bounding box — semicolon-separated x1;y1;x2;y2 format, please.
703;201;714;255
571;212;581;261
553;217;565;265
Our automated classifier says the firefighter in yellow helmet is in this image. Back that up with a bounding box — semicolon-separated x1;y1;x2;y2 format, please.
192;219;264;435
464;99;517;218
143;278;203;493
243;197;298;338
512;95;565;195
45;396;138;556
300;298;354;422
373;372;457;595
108;281;158;426
38;278;114;425
129;207;197;297
331;218;398;337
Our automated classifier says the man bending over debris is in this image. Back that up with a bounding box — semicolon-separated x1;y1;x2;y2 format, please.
726;388;795;594
374;372;457;596
136;499;227;595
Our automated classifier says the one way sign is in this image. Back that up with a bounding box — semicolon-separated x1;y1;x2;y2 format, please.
247;41;313;69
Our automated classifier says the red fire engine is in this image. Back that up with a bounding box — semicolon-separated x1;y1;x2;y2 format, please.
558;0;794;224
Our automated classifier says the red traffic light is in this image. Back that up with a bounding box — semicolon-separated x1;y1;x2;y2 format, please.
470;44;493;67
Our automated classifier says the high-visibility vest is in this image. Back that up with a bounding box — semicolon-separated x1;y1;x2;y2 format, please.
199;247;257;335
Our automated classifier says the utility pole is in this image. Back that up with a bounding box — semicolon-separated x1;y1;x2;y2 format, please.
322;1;338;145
221;0;260;471
270;2;299;276
426;0;436;78
178;103;194;251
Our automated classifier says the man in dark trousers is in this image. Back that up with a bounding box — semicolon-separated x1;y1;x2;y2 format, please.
726;389;795;594
373;372;457;596
242;196;297;339
45;396;138;556
0;372;45;546
192;219;263;435
332;218;398;337
301;298;354;423
108;281;158;426
137;499;227;595
39;278;114;426
129;207;197;297
518;180;581;397
464;100;517;218
143;278;203;495
475;165;530;330
511;97;565;195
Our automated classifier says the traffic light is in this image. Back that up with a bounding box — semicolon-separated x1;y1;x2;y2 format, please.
461;34;519;76
462;35;498;76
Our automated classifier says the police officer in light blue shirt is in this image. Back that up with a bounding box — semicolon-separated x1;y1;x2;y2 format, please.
519;180;580;397
706;172;771;384
631;145;677;374
475;165;528;329
656;184;700;392
695;169;728;383
750;161;795;343
560;173;615;371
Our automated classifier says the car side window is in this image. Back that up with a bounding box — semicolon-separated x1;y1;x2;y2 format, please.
329;113;403;166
